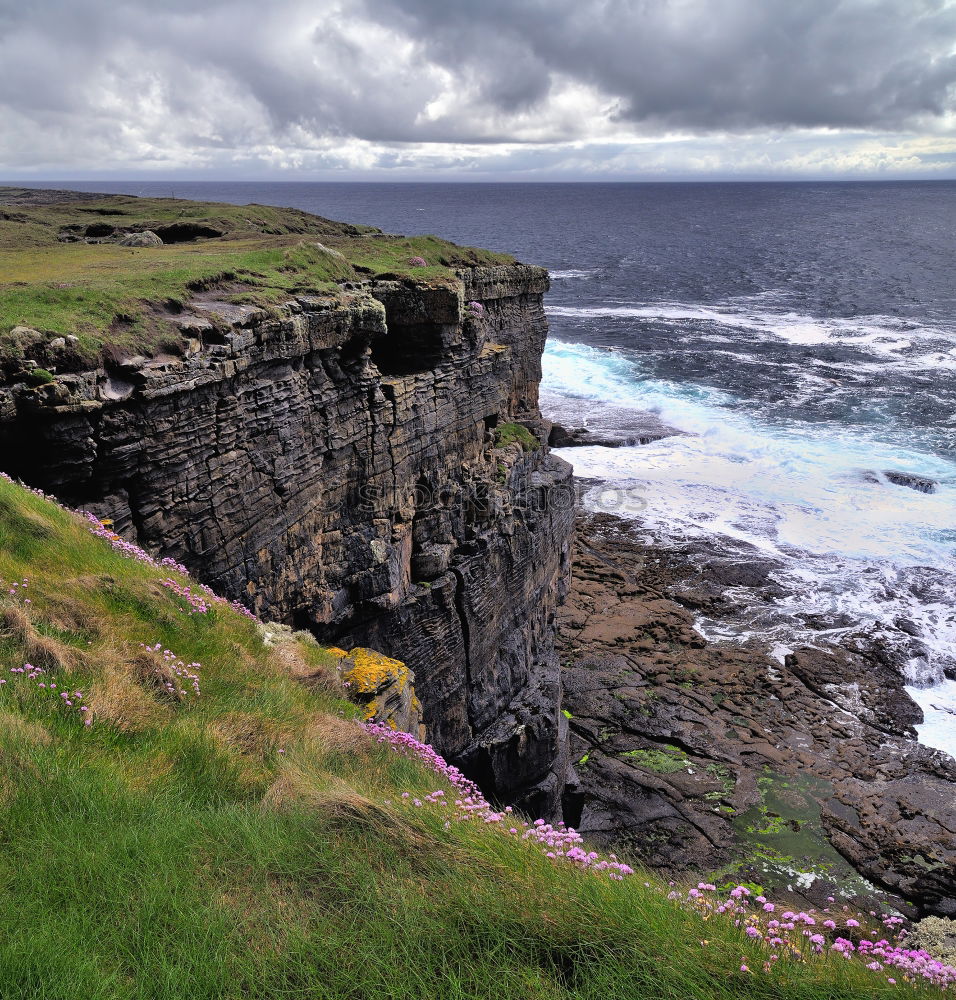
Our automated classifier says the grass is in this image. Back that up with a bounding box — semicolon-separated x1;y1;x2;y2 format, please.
0;190;371;248
0;476;935;999
0;189;514;366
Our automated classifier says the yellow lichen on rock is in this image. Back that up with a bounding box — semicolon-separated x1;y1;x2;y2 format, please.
342;648;410;696
340;647;422;736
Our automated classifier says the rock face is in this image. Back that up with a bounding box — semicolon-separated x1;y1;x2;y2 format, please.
558;513;956;918
0;265;574;816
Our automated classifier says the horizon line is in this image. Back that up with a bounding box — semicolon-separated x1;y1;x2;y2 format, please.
4;176;956;186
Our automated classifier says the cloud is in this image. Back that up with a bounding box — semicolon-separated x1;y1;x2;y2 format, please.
374;0;956;133
0;0;954;177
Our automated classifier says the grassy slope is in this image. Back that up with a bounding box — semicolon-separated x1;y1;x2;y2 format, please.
0;190;513;365
0;476;921;999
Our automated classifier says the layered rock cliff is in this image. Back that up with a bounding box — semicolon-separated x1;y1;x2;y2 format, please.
0;264;574;814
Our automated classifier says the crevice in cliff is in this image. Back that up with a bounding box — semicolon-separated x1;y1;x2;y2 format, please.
449;564;475;734
377;381;399;438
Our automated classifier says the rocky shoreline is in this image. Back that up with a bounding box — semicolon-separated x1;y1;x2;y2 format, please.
557;508;956;917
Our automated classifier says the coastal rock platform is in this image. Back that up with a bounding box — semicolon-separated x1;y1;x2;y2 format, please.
559;512;956;917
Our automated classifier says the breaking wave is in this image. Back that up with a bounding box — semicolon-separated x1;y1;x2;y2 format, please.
543;337;956;757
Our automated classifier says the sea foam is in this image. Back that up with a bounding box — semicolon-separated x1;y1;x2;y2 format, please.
543;338;956;758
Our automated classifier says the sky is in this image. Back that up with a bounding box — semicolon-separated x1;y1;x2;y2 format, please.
1;0;955;181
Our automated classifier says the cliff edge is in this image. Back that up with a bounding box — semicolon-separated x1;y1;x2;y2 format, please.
0;189;574;814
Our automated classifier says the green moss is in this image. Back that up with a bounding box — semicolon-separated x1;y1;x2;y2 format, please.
704;762;736;800
621;745;690;774
722;770;887;903
494;422;540;452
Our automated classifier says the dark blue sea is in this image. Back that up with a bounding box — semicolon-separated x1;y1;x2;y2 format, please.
23;180;956;751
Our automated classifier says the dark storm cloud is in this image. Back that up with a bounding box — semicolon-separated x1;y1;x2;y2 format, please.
367;0;956;132
0;0;954;175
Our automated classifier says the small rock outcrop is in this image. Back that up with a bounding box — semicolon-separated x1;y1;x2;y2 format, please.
908;916;956;965
119;230;163;247
861;469;940;494
336;647;423;737
883;470;939;494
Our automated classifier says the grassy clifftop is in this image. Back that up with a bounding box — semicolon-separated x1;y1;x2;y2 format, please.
0;474;939;999
0;188;513;367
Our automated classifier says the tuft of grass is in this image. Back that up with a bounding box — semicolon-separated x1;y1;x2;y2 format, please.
0;475;931;999
494;421;541;452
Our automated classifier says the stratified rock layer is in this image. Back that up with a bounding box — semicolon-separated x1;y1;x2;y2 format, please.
0;265;573;815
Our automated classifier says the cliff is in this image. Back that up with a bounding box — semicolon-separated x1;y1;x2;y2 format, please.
0;190;573;814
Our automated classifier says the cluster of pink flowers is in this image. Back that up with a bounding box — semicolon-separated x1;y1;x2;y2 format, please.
2;576;31;604
159;577;213;615
838;935;956;987
83;512;191;574
139;643;201;699
1;663;93;726
466;300;486;317
364;722;634;880
672;883;956;989
407;256;428;267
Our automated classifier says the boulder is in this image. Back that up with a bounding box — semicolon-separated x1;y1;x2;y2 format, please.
862;469;939;494
119;230;163;248
339;648;423;738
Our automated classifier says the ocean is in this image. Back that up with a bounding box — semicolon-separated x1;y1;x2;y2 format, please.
24;179;956;755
